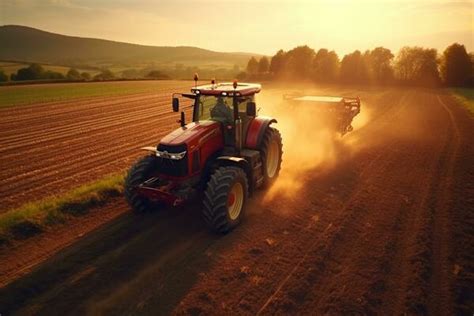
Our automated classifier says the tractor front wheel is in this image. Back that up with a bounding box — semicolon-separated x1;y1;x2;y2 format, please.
203;166;248;234
124;155;161;213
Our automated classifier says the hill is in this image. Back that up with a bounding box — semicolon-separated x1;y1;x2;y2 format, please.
0;25;258;70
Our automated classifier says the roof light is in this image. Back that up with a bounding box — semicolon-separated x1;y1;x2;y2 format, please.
193;73;199;88
233;79;238;89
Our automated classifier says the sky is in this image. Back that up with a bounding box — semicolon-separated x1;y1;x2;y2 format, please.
1;0;473;56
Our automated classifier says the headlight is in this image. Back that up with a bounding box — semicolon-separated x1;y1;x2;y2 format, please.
156;150;186;160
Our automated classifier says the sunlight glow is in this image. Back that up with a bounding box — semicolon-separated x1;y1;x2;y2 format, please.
1;0;472;54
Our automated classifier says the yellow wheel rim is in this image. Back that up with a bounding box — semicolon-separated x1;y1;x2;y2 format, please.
228;182;244;220
266;139;280;178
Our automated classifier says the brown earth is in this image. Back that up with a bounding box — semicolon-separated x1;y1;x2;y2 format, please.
0;83;192;211
0;86;472;315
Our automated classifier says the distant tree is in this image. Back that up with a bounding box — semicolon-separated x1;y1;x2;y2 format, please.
43;71;65;80
93;69;115;81
246;57;259;75
81;72;91;80
0;70;8;82
146;70;170;79
365;47;394;84
270;50;287;77
66;68;81;80
258;56;270;74
395;47;441;86
13;63;45;81
470;52;474;86
285;45;315;79
236;71;247;81
121;69;140;79
313;49;339;82
440;43;473;86
340;50;370;84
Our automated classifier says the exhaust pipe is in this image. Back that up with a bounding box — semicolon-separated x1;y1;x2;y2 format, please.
235;118;242;154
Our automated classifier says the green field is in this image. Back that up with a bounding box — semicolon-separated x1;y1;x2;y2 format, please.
451;88;474;115
0;80;192;108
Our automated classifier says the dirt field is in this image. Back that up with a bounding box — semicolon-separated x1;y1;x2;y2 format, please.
0;85;472;315
0;82;192;211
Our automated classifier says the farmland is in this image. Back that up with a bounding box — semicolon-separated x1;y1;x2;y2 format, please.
0;80;196;211
0;80;192;108
0;81;473;315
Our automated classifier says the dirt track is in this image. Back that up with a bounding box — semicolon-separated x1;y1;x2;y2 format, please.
0;86;473;315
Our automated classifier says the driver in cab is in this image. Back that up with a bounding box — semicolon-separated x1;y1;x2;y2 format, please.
211;96;233;123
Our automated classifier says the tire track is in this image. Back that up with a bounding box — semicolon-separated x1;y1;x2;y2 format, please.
255;92;415;315
172;90;413;315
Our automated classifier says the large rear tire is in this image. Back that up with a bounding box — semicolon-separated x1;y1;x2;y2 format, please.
260;127;283;186
203;166;248;234
124;155;160;213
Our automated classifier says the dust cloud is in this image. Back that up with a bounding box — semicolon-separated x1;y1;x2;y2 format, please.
257;88;371;202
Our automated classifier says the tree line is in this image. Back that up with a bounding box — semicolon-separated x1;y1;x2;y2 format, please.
242;43;473;87
0;63;243;83
0;64;173;83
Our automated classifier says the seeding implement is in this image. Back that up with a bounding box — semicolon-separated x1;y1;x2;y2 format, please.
285;94;361;135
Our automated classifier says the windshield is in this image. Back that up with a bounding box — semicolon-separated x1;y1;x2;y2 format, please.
197;95;232;121
196;95;255;122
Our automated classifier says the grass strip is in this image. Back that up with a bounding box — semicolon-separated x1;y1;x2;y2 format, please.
450;88;474;115
0;173;125;245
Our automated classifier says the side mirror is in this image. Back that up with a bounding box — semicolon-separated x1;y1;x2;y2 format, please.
246;101;256;117
172;97;179;112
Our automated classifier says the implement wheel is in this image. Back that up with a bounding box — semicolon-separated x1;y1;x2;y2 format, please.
203;166;248;234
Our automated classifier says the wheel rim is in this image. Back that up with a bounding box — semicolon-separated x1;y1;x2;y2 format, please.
228;182;244;220
266;138;280;178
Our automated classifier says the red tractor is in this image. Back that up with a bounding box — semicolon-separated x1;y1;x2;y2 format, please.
124;80;282;233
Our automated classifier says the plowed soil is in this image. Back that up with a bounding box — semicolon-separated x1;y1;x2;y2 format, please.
0;83;193;211
0;86;472;315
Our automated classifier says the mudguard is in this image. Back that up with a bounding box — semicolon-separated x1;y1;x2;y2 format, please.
245;116;277;150
216;156;250;173
140;146;157;153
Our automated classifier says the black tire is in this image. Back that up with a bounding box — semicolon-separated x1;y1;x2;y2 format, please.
260;127;283;186
124;155;160;213
203;166;248;234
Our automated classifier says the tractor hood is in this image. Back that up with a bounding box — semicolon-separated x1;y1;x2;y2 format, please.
159;121;221;148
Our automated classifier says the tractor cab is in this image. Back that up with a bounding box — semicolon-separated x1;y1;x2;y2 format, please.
172;81;261;150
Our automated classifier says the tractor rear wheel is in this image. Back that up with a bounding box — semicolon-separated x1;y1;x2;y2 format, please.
203;166;248;234
124;155;160;213
261;127;283;186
